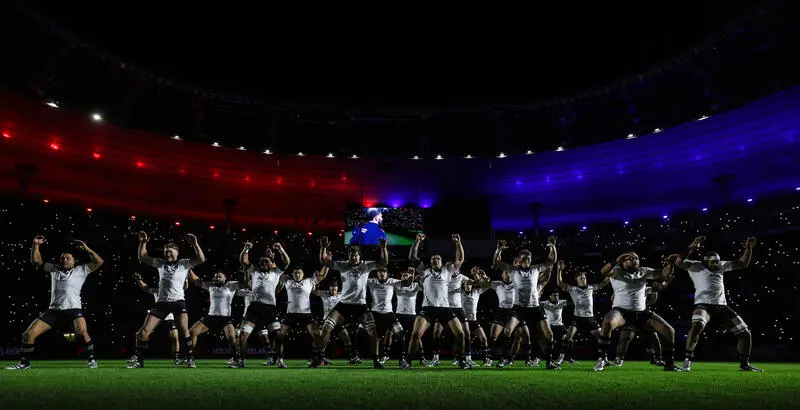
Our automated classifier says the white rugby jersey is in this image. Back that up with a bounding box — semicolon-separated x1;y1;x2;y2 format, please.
332;260;377;305
510;264;548;308
462;288;488;321
394;281;421;315
368;278;400;313
146;288;175;320
683;259;734;305
246;265;283;305
43;263;91;310
421;265;457;308
235;289;253;317
542;299;568;326
317;290;342;318
567;284;600;318
202;281;241;317
447;273;470;308
281;275;319;314
145;259;192;303
492;281;516;309
610;266;657;311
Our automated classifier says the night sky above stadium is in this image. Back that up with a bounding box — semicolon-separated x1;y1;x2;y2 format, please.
23;0;754;105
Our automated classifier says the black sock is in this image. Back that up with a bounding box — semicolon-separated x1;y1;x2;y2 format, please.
173;352;180;360
483;347;491;361
83;341;95;362
561;339;570;360
597;336;610;359
685;349;695;360
738;354;750;367
663;349;674;366
184;337;193;360
20;344;34;364
138;342;149;362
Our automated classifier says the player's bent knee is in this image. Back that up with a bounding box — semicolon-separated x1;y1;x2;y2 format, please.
731;323;749;336
240;324;255;335
269;322;281;332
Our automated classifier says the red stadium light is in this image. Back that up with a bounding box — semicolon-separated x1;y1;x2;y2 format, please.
273;230;278;235
136;161;145;168
130;215;136;220
242;228;247;232
43;199;49;203
363;201;375;207
244;175;251;182
338;233;342;237
86;208;92;212
2;130;11;138
341;175;347;181
92;152;102;159
179;168;186;175
307;232;313;236
213;170;220;178
310;179;316;187
50;143;60;151
209;225;215;230
174;221;181;226
276;177;282;185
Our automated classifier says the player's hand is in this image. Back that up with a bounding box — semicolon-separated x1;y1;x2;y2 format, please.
512;257;520;267
243;241;254;250
73;240;88;251
547;236;557;247
451;234;461;244
133;273;142;281
744;237;757;249
416;233;425;242
323;251;333;263
666;254;680;264
406;267;416;275
320;236;330;248
690;236;706;248
138;231;149;242
556;260;566;271
272;242;283;251
497;240;508;250
378;237;387;248
33;235;46;245
185;233;198;245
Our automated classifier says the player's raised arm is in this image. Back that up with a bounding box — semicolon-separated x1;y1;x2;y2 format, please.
273;242;290;270
316;265;330;282
188;269;203;288
31;235;45;267
409;233;425;272
319;236;333;267
731;237;757;270
599;256;619;277
185;233;205;268
240;241;253;267
544;236;557;267
74;240;104;273
675;236;705;270
452;234;464;271
137;231;157;266
555;260;569;291
377;237;389;267
492;240;512;272
133;273;153;293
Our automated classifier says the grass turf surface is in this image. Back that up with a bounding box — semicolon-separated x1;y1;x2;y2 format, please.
1;360;798;410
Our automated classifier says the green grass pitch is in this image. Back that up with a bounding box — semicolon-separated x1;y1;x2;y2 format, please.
1;360;798;410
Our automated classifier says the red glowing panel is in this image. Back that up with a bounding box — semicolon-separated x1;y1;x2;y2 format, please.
276;177;282;185
213;170;220;178
130;216;136;220
136;161;145;168
43;199;49;203
244;176;251;182
2;131;11;138
310;179;316;187
242;228;247;232
179;168;186;175
174;221;181;226
273;230;278;235
209;225;215;230
341;175;347;181
92;152;102;159
50;143;60;150
363;200;375;207
307;232;313;236
86;208;93;212
338;233;343;237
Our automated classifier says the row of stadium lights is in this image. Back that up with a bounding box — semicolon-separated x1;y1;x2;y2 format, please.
36;99;713;160
39;199;347;238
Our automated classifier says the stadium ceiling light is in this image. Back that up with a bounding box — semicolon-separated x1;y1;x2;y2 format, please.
212;142;220;147
350;154;358;159
654;128;662;133
238;146;246;151
526;150;534;154
497;153;506;158
46;101;59;108
435;154;443;160
698;115;709;121
412;155;420;160
263;149;272;154
626;133;636;139
327;153;335;158
556;146;565;151
465;154;473;159
297;152;304;156
91;113;102;121
173;135;181;140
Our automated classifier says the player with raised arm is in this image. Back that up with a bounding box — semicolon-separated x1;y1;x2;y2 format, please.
401;233;473;369
236;241;290;368
673;236;763;372
185;269;241;368
395;267;423;366
445;264;476;366
612;280;667;367
368;267;404;363
128;232;205;369
556;260;610;364
542;290;569;365
593;252;684;372
486;266;517;366
311;236;389;368
8;236;104;370
274;266;328;368
128;273;183;365
462;267;491;366
492;237;559;369
311;278;346;366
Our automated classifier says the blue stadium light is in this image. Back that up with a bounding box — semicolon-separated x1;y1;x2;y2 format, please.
702;207;708;212
747;198;754;203
662;215;669;220
623;221;630;225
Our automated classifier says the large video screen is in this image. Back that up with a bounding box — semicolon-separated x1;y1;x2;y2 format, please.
344;206;423;246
